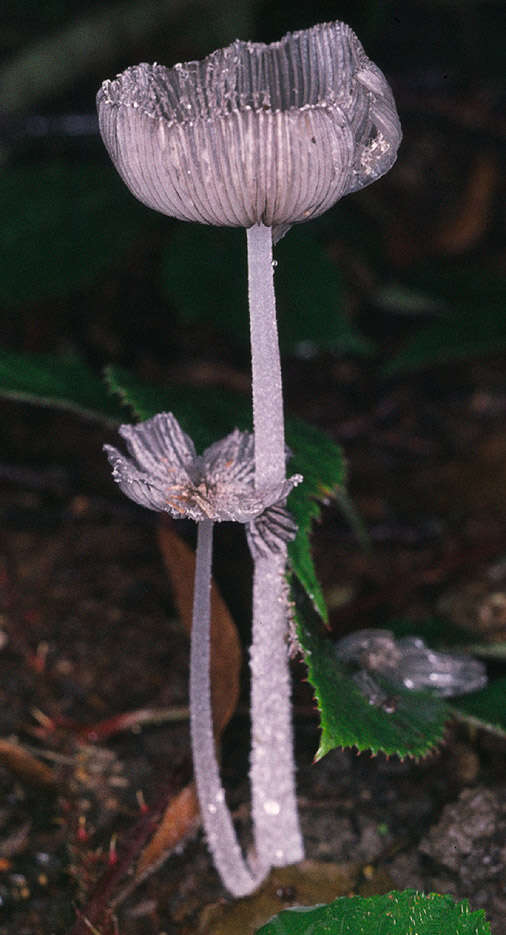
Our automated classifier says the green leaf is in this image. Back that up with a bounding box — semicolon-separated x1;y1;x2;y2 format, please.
274;229;374;355
286;419;347;623
297;613;447;760
256;890;491;935
384;309;506;374
161;225;372;355
384;265;506;374
0;348;124;424
0;160;149;305
449;677;506;738
105;364;247;449
160;225;247;342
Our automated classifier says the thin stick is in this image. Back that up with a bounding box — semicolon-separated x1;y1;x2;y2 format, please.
190;519;263;896
247;223;304;867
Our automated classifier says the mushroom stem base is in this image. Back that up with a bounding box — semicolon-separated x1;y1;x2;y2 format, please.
250;546;305;867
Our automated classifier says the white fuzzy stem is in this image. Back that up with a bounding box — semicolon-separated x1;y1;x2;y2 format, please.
190;519;264;896
247;223;304;867
250;547;304;866
247;223;285;488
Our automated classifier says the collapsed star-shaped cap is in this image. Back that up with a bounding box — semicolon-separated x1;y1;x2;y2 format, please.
97;20;401;239
104;412;301;557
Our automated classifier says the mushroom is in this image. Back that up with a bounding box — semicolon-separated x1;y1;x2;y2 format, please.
97;19;401;894
105;413;300;894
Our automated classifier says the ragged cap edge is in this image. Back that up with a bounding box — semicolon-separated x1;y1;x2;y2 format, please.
96;20;401;228
97;21;370;125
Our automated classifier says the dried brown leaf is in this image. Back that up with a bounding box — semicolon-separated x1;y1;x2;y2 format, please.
136;782;200;879
0;738;56;787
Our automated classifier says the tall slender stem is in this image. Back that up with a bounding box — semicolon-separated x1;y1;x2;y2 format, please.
247;223;285;488
247;222;304;867
250;547;304;866
190;519;263;896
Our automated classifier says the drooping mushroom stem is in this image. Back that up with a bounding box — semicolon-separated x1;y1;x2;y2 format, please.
190;519;263;896
246;222;304;867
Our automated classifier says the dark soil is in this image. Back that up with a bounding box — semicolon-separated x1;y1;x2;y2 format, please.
1;350;505;934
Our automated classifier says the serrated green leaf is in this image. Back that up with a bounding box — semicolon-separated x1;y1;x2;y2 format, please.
1;161;149;305
161;225;372;355
0;348;124;424
105;365;344;620
449;677;506;738
286;419;346;623
297;613;447;759
256;890;491;935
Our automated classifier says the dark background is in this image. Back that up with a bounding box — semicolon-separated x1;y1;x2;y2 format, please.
1;0;505;550
0;2;505;933
1;0;504;377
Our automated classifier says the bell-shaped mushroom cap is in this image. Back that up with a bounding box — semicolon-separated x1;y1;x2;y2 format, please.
97;20;401;232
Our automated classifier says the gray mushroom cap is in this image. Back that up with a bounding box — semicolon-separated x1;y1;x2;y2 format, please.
97;20;401;235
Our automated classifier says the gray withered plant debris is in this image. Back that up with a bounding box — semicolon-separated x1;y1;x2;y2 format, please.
104;412;301;557
335;629;487;699
98;19;402;895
